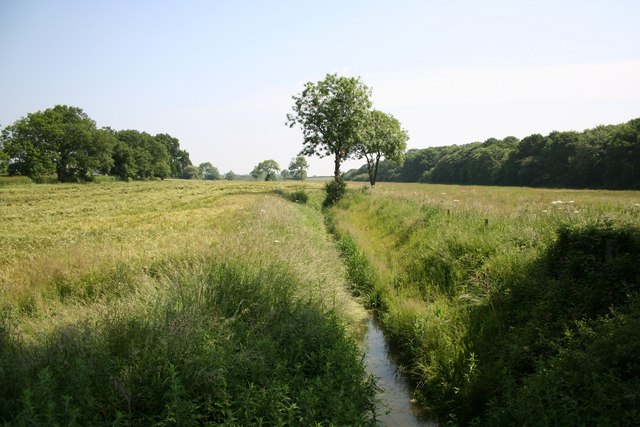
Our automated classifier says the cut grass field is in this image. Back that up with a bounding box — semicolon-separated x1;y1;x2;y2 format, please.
0;179;375;425
331;182;640;424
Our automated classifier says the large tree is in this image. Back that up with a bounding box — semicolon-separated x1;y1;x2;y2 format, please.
198;162;221;180
115;130;172;180
288;155;309;181
1;105;114;181
287;74;372;179
251;159;280;181
355;110;408;186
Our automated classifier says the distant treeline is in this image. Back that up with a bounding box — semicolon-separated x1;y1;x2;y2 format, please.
0;105;192;182
345;118;640;189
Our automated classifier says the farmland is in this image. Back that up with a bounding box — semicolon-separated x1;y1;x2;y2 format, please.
1;179;639;425
0;179;374;425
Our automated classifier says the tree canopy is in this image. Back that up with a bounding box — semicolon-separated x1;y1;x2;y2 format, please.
251;159;280;181
344;118;640;190
0;105;193;182
1;105;114;182
198;162;221;180
355;110;408;186
288;155;309;181
287;74;372;178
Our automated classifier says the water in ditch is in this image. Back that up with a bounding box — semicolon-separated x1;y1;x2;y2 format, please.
363;318;439;426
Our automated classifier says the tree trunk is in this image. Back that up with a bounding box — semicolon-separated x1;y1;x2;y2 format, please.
334;155;341;179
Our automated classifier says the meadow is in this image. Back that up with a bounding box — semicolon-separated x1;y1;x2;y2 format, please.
331;182;640;424
0;179;376;425
2;178;639;425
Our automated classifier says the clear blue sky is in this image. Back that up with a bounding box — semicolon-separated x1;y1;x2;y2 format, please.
1;0;639;175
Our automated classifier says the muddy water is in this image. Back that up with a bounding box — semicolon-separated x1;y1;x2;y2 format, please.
363;319;439;426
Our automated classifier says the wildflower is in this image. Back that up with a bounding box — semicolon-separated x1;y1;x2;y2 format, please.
551;200;564;205
441;192;447;195
568;200;575;204
542;210;548;213
574;210;580;213
453;199;460;202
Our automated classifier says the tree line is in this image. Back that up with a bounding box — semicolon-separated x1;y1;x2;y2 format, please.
345;117;640;189
0;105;199;182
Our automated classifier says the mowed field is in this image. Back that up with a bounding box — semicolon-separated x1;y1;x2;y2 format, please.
0;179;375;425
1;179;639;425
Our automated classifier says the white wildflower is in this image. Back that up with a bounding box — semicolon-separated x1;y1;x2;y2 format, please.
551;200;564;205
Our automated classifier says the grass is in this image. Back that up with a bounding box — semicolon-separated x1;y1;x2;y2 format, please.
331;181;640;424
0;179;375;425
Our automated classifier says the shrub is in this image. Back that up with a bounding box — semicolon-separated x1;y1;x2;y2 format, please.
323;176;346;208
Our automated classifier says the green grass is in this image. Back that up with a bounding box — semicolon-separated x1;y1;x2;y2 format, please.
0;180;375;425
332;182;640;424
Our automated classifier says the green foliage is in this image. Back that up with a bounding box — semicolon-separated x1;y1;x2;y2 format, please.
287;74;372;178
355;110;408;186
0;107;191;183
224;170;236;180
198;162;221;180
331;185;640;423
0;262;377;425
1;105;114;182
345;118;640;190
114;130;173;180
251;159;280;181
0;149;9;175
288;155;309;181
323;176;347;208
0;176;33;186
182;165;200;179
273;188;309;204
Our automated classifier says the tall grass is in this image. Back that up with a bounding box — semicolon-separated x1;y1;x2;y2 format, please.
0;180;375;425
332;182;640;423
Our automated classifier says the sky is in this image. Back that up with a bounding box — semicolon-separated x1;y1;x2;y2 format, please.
1;0;639;176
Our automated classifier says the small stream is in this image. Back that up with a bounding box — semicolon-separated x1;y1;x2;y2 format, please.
363;318;439;426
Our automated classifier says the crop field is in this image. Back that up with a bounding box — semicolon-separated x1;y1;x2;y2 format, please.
0;179;374;425
2;179;639;425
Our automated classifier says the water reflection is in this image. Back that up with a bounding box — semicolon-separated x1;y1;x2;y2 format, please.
363;319;439;427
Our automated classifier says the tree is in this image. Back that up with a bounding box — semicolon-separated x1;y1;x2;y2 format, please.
288;155;309;181
115;130;172;180
154;133;191;178
355;110;408;186
225;170;236;181
251;159;280;181
182;165;200;180
287;74;372;179
280;169;290;180
1;105;114;181
198;162;221;180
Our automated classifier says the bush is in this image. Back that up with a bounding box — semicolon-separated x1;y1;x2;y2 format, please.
323;176;346;208
0;176;33;186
